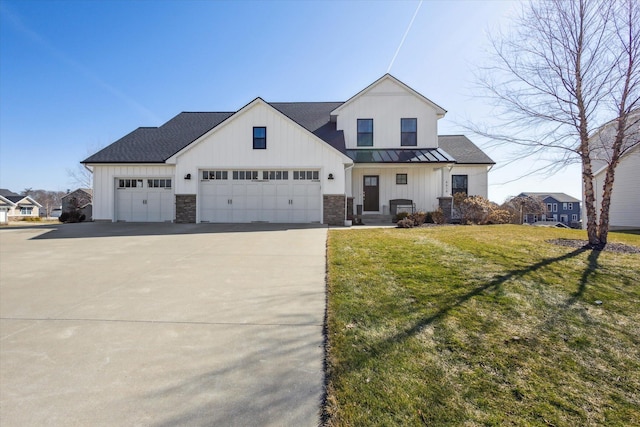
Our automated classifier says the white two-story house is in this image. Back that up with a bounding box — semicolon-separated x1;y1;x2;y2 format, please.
83;74;494;225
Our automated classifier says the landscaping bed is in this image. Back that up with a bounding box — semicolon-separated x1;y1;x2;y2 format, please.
325;225;640;426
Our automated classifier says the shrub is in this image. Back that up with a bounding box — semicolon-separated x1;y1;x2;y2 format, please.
409;211;427;226
487;209;512;224
395;211;410;222
397;217;414;228
432;208;446;224
59;210;85;223
424;211;434;224
24;216;42;222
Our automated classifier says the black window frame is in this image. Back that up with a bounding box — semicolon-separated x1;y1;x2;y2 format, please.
400;118;417;146
357;119;373;147
396;173;408;185
253;126;266;149
451;174;468;195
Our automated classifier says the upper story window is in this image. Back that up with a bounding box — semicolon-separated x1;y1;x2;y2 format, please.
357;119;373;146
452;175;468;195
401;118;417;146
253;127;266;149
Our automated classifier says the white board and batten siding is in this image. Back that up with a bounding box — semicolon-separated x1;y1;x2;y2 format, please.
449;165;490;199
594;147;640;229
352;165;442;213
168;100;351;223
91;165;175;222
334;78;441;150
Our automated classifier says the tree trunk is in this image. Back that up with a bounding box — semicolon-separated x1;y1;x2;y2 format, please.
581;154;600;247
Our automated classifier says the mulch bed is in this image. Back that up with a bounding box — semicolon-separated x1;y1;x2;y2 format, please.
548;239;640;254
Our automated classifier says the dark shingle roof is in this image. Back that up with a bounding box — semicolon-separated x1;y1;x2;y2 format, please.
83;112;233;163
519;192;581;203
0;189;20;197
82;106;492;166
269;102;345;152
438;135;495;164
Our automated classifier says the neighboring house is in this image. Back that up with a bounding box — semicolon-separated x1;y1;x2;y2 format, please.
519;192;581;228
62;188;93;221
83;74;495;224
584;110;640;230
0;195;16;224
0;189;42;220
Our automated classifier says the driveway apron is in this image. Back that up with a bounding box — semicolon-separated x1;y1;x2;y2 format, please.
0;223;327;426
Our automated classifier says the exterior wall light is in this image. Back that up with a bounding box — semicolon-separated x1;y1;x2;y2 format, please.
328;173;334;180
184;173;191;180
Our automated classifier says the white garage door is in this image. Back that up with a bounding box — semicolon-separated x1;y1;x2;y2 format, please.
200;170;321;223
115;178;174;222
0;209;7;224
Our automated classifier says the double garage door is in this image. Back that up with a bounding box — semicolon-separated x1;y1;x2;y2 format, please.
200;169;321;223
115;178;174;222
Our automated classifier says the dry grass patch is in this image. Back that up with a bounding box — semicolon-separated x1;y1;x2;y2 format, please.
325;225;640;426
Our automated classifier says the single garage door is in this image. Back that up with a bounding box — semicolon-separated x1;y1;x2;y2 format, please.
200;169;321;223
0;209;7;224
115;178;174;222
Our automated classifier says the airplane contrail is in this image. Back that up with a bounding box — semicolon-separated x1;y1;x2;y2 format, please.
387;0;424;73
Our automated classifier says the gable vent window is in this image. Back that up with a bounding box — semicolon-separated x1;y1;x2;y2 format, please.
357;119;373;146
253;127;266;149
202;171;228;180
401;118;417;146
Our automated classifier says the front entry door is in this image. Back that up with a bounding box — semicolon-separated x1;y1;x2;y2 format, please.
363;175;379;211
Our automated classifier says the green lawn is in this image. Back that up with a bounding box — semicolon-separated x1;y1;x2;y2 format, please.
325;225;640;426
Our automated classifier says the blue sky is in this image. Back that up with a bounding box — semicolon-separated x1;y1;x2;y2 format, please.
0;0;582;203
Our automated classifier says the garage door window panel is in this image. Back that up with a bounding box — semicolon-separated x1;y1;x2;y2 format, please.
118;179;143;188
233;170;259;180
202;171;228;180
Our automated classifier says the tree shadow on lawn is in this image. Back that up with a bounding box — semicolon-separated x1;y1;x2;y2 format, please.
330;245;599;378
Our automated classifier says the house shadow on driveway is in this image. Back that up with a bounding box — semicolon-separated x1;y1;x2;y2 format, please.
26;222;327;240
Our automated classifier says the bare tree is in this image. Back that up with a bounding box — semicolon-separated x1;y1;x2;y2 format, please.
475;0;639;248
24;189;66;217
67;163;93;189
502;195;547;224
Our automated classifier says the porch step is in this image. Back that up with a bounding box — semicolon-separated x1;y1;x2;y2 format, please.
356;214;395;224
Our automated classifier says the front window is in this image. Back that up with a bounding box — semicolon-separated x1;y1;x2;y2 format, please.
20;206;33;215
401;118;417;146
253;127;266;149
357;119;373;146
452;175;468;195
396;173;408;185
568;202;573;210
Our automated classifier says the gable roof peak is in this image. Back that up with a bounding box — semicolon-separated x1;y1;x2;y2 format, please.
330;74;447;117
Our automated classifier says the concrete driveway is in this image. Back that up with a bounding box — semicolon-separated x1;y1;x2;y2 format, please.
0;223;327;426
